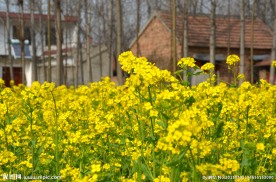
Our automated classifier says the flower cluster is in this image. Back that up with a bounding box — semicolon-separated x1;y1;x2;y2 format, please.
226;54;240;66
177;57;196;68
201;62;215;71
0;52;275;181
272;60;276;67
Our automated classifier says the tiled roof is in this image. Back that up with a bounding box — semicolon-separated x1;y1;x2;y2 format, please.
254;55;272;67
254;60;271;67
158;11;272;49
0;11;77;22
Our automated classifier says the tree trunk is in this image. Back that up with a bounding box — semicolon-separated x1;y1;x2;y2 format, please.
85;0;93;82
31;0;37;81
102;1;108;78
171;0;177;73
55;0;63;86
39;0;46;82
240;0;245;84
182;0;188;57
109;0;114;78
5;0;13;81
75;1;81;87
80;43;84;84
199;0;204;13
270;0;276;84
19;1;25;85
79;1;84;85
98;2;103;78
250;0;255;83
47;0;52;82
146;0;152;19
210;0;216;68
64;0;69;86
136;0;141;56
227;0;231;83
227;0;231;55
116;0;123;85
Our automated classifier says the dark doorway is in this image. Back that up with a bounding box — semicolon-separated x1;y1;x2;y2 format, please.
2;67;22;87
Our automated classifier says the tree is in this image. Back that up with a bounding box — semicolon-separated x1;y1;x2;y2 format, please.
18;0;25;85
116;0;123;85
55;0;63;86
136;0;141;56
96;0;103;78
182;0;188;57
210;0;216;67
74;1;80;86
108;0;114;78
250;0;255;83
79;1;84;85
76;0;84;85
85;0;93;82
240;0;245;83
5;0;13;81
38;0;46;81
47;0;52;82
146;0;162;18
171;0;177;73
30;0;37;81
270;0;276;84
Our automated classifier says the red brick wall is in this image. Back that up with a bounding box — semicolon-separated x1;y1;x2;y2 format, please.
131;17;182;71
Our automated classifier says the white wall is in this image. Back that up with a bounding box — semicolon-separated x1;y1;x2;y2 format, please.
0;22;7;55
0;20;77;57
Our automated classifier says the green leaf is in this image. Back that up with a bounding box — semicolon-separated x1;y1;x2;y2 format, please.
141;163;153;180
32;139;36;147
193;71;203;76
180;81;190;86
160;112;169;121
214;121;224;139
156;121;165;129
241;158;250;167
174;70;184;75
166;151;186;167
34;141;46;172
6;114;18;125
184;96;196;107
22;110;32;122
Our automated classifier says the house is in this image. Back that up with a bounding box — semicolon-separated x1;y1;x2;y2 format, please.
129;11;273;83
253;55;276;83
38;44;111;86
0;11;78;86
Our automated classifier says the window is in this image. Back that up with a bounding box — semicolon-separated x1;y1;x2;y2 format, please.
12;25;31;44
45;27;63;45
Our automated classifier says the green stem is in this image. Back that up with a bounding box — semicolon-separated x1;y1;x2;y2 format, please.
232;65;237;87
147;86;156;178
188;147;197;181
51;91;59;177
30;109;34;176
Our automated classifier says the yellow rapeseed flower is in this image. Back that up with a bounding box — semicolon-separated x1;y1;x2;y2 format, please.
1;52;276;180
177;57;196;68
91;164;101;173
201;63;214;71
153;175;170;182
237;74;245;80
256;143;265;151
226;54;240;65
272;60;276;67
0;78;4;87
